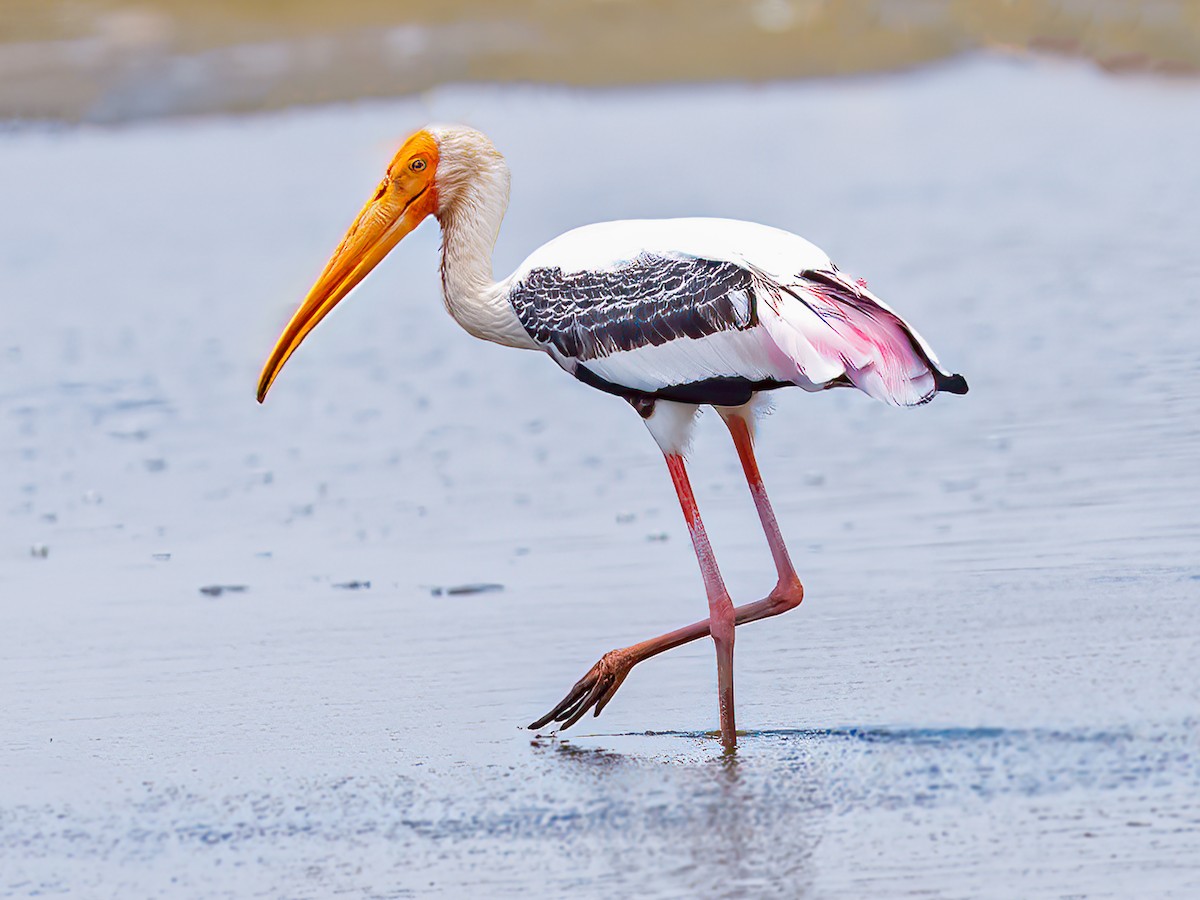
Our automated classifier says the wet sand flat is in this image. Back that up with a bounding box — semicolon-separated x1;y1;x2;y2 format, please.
1;57;1199;896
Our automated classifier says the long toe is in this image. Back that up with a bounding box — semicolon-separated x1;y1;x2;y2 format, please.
527;650;633;731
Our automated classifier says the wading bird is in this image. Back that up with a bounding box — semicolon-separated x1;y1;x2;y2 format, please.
257;125;967;751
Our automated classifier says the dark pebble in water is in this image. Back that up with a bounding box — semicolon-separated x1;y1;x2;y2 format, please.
333;580;371;590
199;585;247;598
431;583;504;597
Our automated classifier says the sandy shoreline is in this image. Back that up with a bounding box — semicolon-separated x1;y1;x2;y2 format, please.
3;0;1200;122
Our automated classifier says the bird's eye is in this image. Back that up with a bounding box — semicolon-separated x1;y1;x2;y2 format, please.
410;159;427;172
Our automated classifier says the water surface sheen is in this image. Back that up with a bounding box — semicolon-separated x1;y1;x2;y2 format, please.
1;58;1198;896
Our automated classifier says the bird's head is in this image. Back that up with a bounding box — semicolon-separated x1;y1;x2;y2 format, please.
256;124;505;403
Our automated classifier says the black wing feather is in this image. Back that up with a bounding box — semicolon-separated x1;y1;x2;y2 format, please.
509;254;757;361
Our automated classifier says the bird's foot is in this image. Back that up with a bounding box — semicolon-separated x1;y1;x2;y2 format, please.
528;649;634;731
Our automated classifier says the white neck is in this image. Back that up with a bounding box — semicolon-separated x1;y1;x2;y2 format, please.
434;145;536;350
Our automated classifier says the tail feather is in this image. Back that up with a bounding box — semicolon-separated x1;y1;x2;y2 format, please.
758;268;966;407
934;370;969;395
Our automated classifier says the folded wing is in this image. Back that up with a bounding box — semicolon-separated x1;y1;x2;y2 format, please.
505;218;966;407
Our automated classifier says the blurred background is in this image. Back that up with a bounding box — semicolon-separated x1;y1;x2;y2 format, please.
2;2;1199;898
3;0;1199;121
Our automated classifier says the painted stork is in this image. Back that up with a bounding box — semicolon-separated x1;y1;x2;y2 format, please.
257;125;967;751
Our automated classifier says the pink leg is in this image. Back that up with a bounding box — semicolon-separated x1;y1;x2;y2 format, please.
530;414;803;742
722;412;803;599
664;453;738;751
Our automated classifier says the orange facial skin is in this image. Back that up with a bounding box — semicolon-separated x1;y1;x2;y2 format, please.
257;129;440;402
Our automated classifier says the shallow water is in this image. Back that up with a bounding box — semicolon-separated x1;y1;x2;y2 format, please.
2;57;1199;896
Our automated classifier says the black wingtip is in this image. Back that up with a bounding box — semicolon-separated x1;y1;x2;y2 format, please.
935;371;969;395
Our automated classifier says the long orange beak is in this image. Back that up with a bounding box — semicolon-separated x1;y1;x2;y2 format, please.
256;178;434;403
